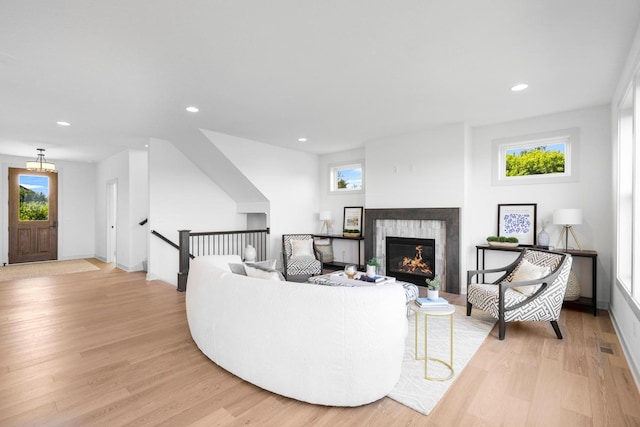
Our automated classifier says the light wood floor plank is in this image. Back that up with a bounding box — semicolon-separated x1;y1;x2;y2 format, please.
0;259;639;426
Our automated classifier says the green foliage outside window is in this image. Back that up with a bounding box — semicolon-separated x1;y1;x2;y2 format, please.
19;186;48;220
506;146;565;176
337;171;348;189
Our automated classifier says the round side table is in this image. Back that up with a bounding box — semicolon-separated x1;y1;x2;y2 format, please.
410;301;455;381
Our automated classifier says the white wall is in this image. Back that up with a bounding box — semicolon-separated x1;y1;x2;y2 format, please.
469;105;612;302
365;123;468;209
0;154;96;264
147;138;246;285
363;123;469;286
206;130;320;266
318;148;366;265
95;149;148;272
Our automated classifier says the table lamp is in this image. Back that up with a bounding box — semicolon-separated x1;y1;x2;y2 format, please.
553;208;583;250
319;211;334;235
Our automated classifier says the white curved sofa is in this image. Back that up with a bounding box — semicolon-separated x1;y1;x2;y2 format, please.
185;255;408;407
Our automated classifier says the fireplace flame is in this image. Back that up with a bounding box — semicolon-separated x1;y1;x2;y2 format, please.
398;245;433;275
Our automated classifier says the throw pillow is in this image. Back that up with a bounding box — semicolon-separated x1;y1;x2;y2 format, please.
510;259;551;296
314;238;333;262
246;259;277;269
244;263;286;281
290;239;314;257
228;263;247;275
229;259;277;275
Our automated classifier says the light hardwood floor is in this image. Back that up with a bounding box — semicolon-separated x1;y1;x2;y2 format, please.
1;260;639;426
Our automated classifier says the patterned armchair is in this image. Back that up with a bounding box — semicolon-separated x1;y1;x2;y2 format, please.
467;249;572;340
282;234;323;280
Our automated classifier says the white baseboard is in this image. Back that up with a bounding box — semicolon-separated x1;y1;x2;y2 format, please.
609;306;640;394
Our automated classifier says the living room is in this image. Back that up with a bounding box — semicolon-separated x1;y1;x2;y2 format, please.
1;1;640;424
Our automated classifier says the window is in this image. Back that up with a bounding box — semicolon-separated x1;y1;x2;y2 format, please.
330;162;363;193
618;86;633;292
616;75;640;308
492;129;579;186
18;175;50;221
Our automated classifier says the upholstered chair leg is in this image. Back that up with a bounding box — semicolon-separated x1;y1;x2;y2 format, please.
466;302;472;316
499;319;506;340
550;320;563;339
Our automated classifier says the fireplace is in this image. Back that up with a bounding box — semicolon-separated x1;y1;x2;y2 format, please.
365;208;460;294
386;237;436;286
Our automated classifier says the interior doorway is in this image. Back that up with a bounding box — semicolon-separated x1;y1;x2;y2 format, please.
8;168;58;264
106;180;117;264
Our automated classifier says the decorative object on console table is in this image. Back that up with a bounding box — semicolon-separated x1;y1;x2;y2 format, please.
425;275;441;300
497;203;537;246
486;235;519;248
553;208;583;250
564;271;581;301
319;211;334;235
537;221;550;248
343;206;363;237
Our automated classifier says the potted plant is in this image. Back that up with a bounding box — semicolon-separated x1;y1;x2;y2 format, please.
366;257;380;277
486;236;519;247
425;275;441;300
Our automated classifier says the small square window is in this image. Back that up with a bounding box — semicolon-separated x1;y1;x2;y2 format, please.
330;163;363;192
492;128;579;186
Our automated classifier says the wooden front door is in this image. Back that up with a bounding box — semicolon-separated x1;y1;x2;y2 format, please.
8;168;58;264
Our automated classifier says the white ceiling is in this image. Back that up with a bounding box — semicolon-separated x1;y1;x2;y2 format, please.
1;1;639;163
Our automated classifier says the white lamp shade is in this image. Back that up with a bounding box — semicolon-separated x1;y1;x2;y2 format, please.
319;211;332;221
553;209;582;225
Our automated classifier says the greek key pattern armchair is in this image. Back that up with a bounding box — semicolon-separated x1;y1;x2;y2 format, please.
467;249;573;340
282;234;323;279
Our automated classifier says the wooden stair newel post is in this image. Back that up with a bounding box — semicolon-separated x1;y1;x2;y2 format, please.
178;230;191;292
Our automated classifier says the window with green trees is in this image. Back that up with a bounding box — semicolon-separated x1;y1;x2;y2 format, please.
492;129;578;186
19;175;49;221
505;144;565;176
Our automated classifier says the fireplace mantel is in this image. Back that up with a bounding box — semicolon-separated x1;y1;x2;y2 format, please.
364;208;460;294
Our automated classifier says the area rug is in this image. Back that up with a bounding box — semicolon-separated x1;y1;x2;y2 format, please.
0;259;100;281
388;305;496;415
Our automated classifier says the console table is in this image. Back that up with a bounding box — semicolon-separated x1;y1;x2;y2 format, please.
313;234;365;270
475;245;598;316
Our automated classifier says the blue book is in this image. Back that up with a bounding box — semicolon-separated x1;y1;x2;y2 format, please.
416;297;448;306
359;275;386;283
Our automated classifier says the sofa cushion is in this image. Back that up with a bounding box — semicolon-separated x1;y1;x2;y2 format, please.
290;239;314;257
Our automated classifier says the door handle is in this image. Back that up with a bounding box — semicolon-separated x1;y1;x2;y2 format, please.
51;221;58;229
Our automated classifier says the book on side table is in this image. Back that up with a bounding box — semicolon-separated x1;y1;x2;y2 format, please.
416;297;450;309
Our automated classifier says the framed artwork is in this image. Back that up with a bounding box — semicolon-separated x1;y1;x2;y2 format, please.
343;206;363;234
497;203;537;246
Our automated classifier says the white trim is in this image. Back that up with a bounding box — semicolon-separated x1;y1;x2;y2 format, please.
609;305;640;395
492;128;580;186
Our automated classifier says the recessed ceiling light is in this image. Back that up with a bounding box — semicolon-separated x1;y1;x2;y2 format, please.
511;83;529;92
298;137;307;142
186;106;199;113
56;121;71;126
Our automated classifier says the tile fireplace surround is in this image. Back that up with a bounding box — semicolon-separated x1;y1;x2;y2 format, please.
364;208;460;294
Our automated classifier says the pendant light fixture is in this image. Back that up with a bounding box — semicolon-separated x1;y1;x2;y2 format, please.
26;148;57;173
